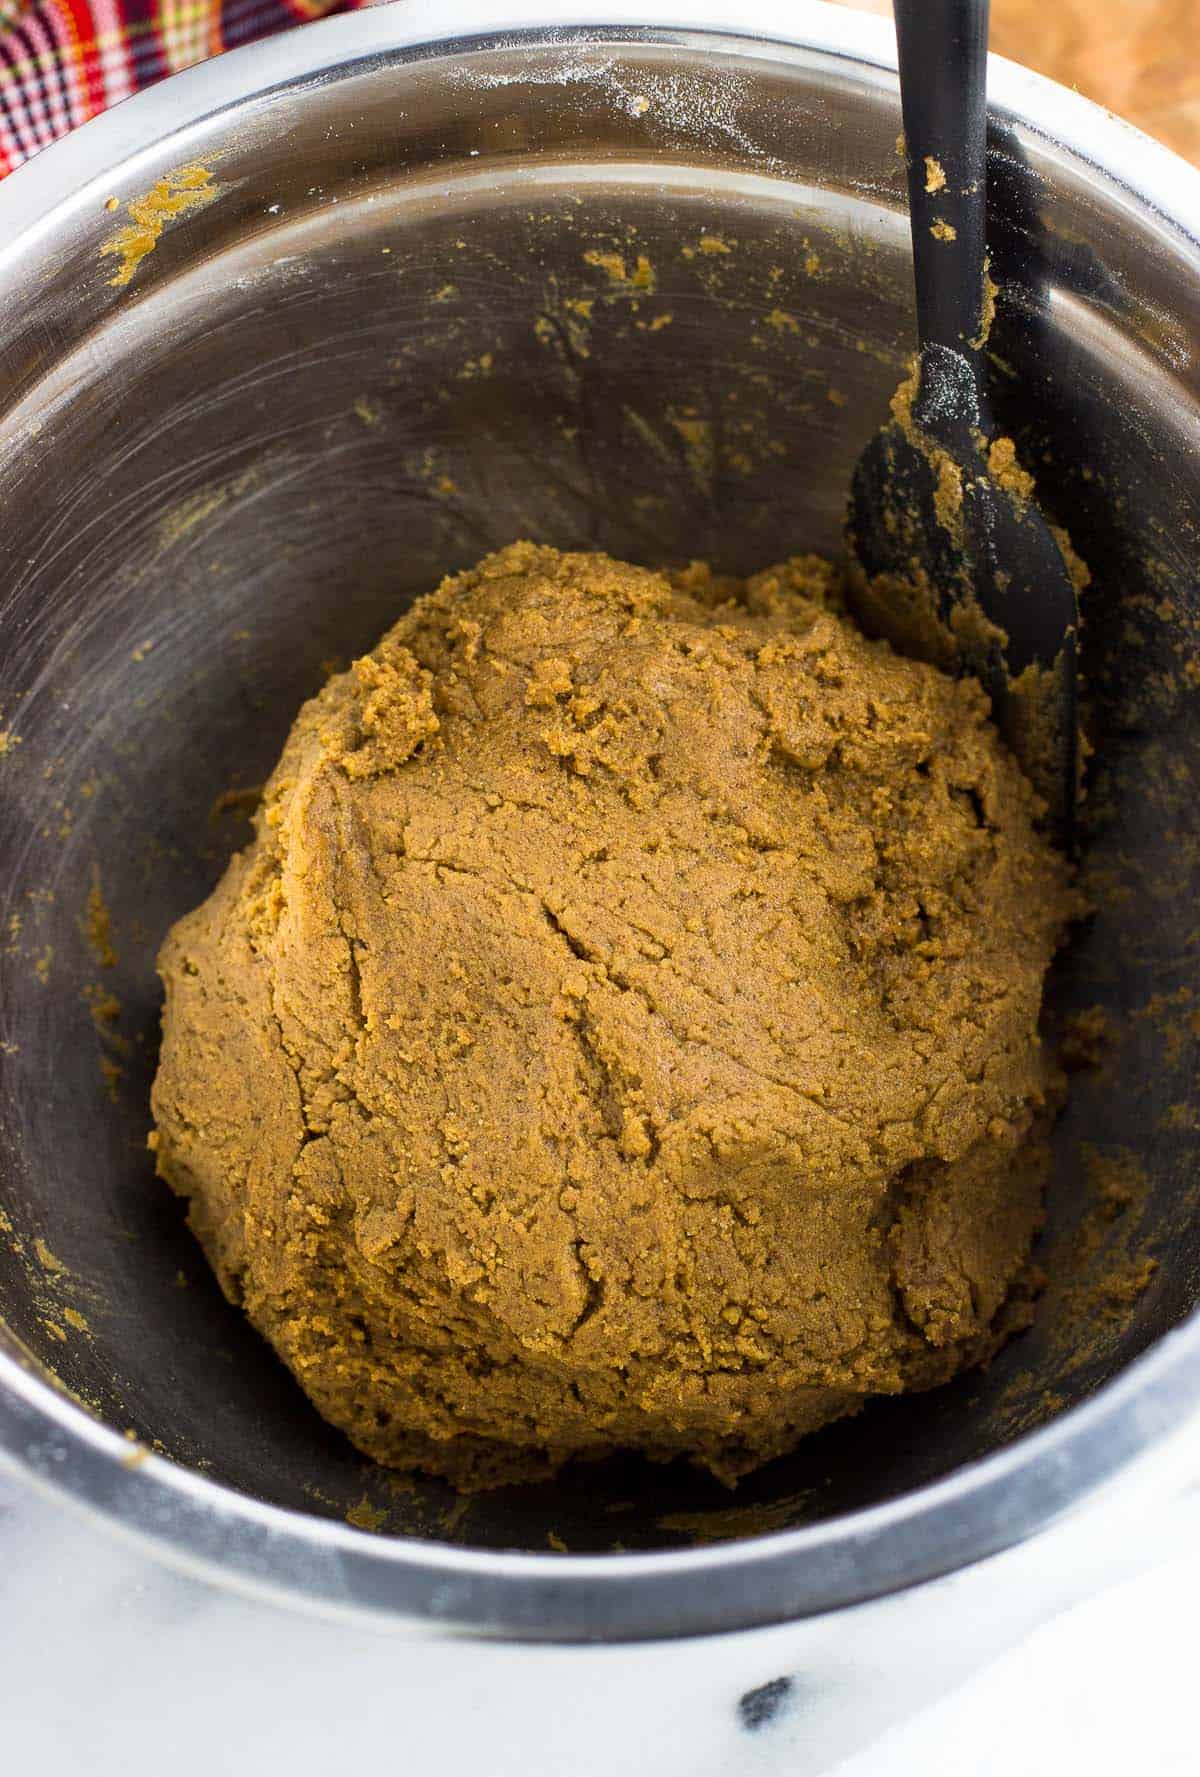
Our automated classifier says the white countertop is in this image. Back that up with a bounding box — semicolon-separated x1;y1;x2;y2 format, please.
2;3;1197;1769
5;1462;1200;1777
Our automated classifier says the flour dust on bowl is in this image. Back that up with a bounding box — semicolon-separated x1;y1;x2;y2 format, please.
1;0;1199;1640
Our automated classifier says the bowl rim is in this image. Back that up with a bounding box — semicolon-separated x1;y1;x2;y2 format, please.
3;0;1200;1641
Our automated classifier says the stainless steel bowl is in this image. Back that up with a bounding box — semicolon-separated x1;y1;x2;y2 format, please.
2;0;1200;1641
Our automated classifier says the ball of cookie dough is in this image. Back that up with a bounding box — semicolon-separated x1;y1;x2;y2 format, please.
152;543;1073;1488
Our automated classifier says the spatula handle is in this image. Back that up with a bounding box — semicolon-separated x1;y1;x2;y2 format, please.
894;0;990;390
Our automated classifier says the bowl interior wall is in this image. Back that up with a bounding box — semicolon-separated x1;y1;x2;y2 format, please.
1;38;1199;1550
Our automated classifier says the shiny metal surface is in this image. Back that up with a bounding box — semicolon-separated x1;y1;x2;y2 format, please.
1;0;1200;1639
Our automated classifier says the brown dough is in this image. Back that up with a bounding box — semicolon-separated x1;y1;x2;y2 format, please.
151;544;1074;1488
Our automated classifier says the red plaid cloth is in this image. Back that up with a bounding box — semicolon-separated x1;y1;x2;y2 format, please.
0;0;369;176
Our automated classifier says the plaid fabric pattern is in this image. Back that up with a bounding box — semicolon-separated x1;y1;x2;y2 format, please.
0;0;367;176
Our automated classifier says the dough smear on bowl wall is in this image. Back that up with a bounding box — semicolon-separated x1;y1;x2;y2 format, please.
151;541;1075;1489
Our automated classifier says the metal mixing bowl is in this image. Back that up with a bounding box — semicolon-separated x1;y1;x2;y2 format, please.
2;0;1200;1640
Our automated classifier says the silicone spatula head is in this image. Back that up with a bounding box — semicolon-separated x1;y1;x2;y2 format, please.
845;0;1080;839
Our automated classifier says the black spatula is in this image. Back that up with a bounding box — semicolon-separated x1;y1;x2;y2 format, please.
846;0;1079;838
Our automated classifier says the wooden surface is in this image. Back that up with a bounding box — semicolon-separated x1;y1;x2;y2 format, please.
832;0;1200;163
